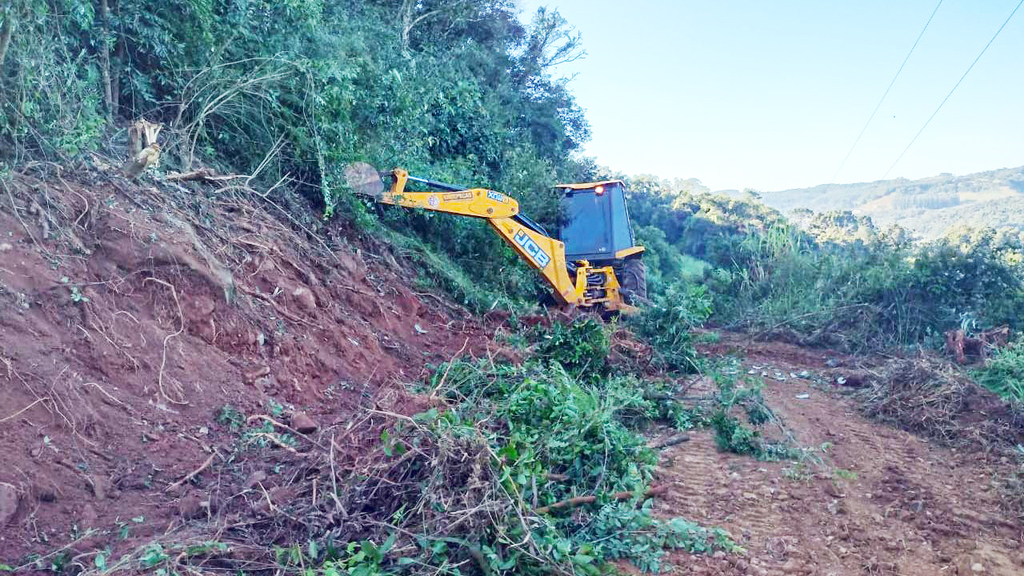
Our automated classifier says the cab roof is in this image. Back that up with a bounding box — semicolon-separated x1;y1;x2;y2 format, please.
555;180;625;190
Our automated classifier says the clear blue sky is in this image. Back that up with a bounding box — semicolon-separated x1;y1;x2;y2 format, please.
517;0;1024;191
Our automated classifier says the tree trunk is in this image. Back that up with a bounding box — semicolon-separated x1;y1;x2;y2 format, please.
0;3;15;68
111;38;123;115
98;0;115;120
399;0;413;54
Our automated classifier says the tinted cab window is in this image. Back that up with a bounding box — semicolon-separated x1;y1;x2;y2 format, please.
560;183;634;260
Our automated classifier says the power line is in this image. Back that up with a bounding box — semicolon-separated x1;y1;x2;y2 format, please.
883;0;1024;179
830;0;944;183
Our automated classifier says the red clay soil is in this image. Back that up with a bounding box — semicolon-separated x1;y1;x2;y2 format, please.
648;336;1024;576
3;168;1023;576
0;167;509;570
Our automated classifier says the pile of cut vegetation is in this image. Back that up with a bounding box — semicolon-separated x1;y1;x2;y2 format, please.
858;356;1024;449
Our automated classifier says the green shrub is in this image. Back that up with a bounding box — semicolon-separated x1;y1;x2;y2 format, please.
974;339;1024;403
533;317;610;380
416;356;736;574
632;281;713;372
708;372;794;461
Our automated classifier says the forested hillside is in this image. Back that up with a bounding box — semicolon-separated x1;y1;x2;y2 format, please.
3;0;1022;340
0;0;601;307
759;166;1024;239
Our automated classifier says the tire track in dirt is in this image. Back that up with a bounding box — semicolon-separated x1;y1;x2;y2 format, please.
662;436;779;539
646;336;1024;576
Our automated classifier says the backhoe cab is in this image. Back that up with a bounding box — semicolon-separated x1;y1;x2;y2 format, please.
343;163;646;313
558;180;647;303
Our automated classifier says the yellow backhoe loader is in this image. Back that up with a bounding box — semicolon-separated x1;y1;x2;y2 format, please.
344;163;646;313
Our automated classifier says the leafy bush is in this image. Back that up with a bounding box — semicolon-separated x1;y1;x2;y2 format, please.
708;373;794;461
974;339;1024;403
632;281;713;372
533;317;610;380
409;356;736;574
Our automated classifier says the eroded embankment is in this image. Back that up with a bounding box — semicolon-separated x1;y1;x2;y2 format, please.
0;166;510;567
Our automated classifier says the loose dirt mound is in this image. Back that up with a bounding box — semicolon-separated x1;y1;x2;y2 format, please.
0;166;508;568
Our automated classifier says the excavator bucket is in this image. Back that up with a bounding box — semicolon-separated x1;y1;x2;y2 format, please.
344;162;386;198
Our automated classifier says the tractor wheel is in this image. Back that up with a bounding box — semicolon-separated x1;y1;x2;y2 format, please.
620;258;648;304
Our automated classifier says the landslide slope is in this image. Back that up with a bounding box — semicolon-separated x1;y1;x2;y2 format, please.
0;165;504;567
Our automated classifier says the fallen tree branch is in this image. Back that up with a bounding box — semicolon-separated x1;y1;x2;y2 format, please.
534;484;669;515
166;169;247;183
166;450;219;492
650;435;690;450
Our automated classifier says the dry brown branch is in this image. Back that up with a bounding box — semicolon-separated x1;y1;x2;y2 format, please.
857;356;1022;448
166;450;219;492
0;397;49;423
650;435;690;450
175;62;291;170
534;484;669;515
166;169;246;183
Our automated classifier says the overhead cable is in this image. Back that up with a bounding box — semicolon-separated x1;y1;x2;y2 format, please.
830;0;944;183
883;0;1024;178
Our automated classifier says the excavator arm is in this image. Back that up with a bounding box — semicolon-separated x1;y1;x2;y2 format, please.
344;164;634;311
379;169;585;304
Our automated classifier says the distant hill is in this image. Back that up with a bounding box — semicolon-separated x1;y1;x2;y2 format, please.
756;166;1024;239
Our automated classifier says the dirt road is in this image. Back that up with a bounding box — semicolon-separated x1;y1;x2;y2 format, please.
655;338;1023;575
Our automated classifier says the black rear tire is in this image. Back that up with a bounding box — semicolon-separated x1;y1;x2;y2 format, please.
620;258;648;304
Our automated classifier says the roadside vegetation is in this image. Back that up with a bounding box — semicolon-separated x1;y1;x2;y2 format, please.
3;0;1023;348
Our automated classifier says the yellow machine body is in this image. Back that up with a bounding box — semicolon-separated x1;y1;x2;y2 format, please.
373;168;641;313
